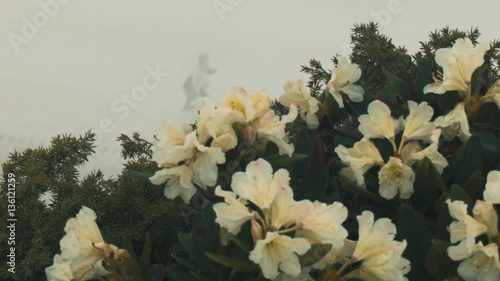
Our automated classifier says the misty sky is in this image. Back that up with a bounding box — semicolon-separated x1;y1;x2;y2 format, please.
1;0;499;176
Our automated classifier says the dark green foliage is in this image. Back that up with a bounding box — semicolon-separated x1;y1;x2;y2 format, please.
0;132;188;281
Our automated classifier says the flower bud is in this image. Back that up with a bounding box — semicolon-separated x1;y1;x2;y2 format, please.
473;200;499;238
251;219;263;243
242;124;256;145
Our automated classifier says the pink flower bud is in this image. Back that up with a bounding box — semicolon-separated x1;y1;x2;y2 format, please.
473;200;499;238
251;219;263;243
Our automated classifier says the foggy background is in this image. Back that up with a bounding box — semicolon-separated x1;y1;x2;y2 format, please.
1;0;499;177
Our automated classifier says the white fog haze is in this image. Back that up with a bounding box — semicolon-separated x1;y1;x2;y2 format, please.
1;0;499;176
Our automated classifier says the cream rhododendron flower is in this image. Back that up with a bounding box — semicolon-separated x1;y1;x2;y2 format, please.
279;79;320;129
473;200;499;238
249;232;311;279
457;242;500;281
46;255;74;281
424;38;489;95
408;129;448;173
196;98;238;152
219;87;257;122
358;100;402;147
351;211;410;281
338;101;447;199
219;87;298;155
326;55;365;108
434;102;471;141
296;201;348;248
446;200;488;260
402;101;435;142
378;157;415;200
213;158;349;278
45;207;128;281
150;165;195;203
230;158;286;210
484;170;500;204
213;186;254;235
250;104;298;156
335;137;384;187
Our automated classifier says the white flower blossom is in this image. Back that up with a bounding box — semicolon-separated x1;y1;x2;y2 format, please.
46;207;128;281
230;158;286;210
457;242;500;281
46;255;74;281
196;98;238;152
434;102;471;142
249;232;311;280
446;200;488;260
219;88;298;155
280;79;320;129
335;137;384;187
484;170;500;204
378;157;415;200
327;55;364;108
424;38;489;95
296;201;348;248
213;186;254;235
408;129;449;173
402;101;435;142
219;87;258;122
250;104;298;156
358;100;402;145
352;211;410;281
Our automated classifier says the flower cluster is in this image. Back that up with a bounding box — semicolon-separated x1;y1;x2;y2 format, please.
446;171;500;281
45;207;129;281
150;87;298;203
213;158;409;280
335;100;447;199
424;38;498;141
279;80;320;129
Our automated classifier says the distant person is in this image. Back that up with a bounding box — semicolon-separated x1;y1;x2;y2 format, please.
183;53;217;110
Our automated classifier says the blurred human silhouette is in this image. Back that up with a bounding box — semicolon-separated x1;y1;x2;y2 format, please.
183;53;217;110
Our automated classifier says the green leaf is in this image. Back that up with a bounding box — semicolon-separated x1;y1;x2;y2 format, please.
130;170;157;186
296;138;329;201
462;170;485;199
411;158;447;213
190;233;218;276
120;236;137;261
167;265;204;281
140;232;152;280
396;204;433;281
425;239;456;280
266;153;309;169
413;60;433;99
171;254;197;271
450;184;474;211
205;252;258;273
376;85;397;103
298;243;332;268
338;174;395;208
178;233;194;256
201;202;221;249
381;66;409;101
147;264;166;281
293;130;314;178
